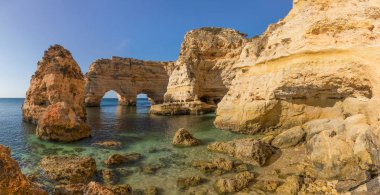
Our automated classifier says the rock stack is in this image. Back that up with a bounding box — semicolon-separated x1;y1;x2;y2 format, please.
22;45;91;142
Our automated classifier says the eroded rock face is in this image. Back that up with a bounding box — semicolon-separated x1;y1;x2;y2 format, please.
84;57;174;106
172;128;201;147
39;155;96;184
152;27;248;114
22;45;90;142
215;0;380;134
0;144;47;194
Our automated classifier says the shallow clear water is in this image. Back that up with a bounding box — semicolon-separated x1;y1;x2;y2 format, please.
0;98;255;194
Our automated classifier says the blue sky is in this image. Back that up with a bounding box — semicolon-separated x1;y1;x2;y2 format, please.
0;0;292;98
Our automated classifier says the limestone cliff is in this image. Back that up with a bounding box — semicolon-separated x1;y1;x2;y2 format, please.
215;0;380;134
84;57;174;106
22;45;91;142
151;28;247;114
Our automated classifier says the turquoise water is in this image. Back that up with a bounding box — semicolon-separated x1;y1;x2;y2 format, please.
0;98;254;194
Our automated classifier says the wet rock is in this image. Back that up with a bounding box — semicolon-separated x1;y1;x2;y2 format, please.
100;169;119;185
177;176;203;190
147;147;171;153
191;158;234;175
36;102;91;142
275;175;301;195
39;155;96;184
252;180;280;193
141;164;162;174
144;186;159;195
0;144;47;194
212;158;234;172
172;128;201;147
104;153;142;167
208;138;274;166
93;141;122;149
213;171;255;194
84;181;132;195
272;126;305;148
53;184;85;195
22;45;91;142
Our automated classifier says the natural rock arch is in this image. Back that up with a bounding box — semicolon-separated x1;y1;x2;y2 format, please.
84;57;174;107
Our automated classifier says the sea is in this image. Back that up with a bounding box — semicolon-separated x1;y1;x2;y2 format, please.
0;98;256;194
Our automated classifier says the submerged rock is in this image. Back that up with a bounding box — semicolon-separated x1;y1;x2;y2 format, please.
144;186;159;195
22;45;91;142
39;155;96;184
0;144;47;194
208;138;274;166
172;128;201;147
84;181;132;195
92;140;122;149
53;184;85;195
104;153;142;167
191;158;235;175
176;176;204;190
100;169;119;185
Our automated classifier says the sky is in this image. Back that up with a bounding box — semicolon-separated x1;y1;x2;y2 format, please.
0;0;292;98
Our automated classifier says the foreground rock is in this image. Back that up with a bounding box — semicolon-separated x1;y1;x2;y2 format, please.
214;171;255;194
208;138;274;166
271;126;305;149
84;57;174;106
176;176;204;190
39;155;96;184
0;144;47;194
304;116;377;191
22;45;91;142
85;182;132;195
172;128;201;147
104;153;142;167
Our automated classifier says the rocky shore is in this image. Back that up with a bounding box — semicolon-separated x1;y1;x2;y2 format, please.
3;0;378;194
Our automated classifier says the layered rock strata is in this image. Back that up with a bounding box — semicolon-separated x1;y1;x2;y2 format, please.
84;57;174;106
22;45;91;142
151;27;248;115
215;0;380;134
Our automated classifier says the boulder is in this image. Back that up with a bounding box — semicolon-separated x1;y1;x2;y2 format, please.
0;144;47;194
191;158;234;175
100;169;119;185
275;175;301;195
176;176;203;190
39;155;96;184
208;138;274;166
104;153;142;167
36;102;91;142
214;171;255;194
271;126;305;148
53;184;85;195
172;128;201;147
22;45;91;142
92;141;122;149
84;181;132;195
